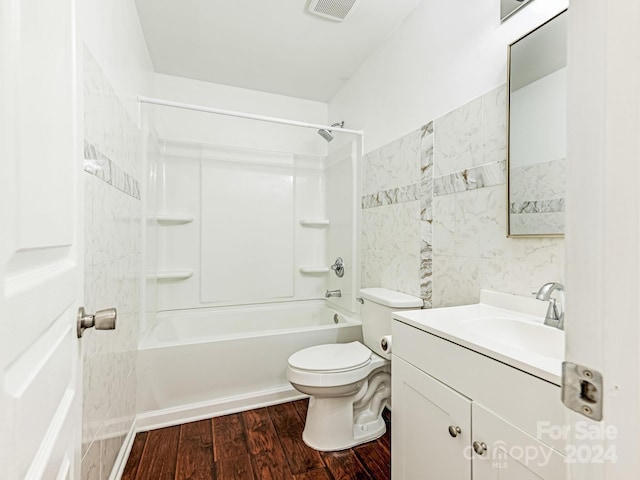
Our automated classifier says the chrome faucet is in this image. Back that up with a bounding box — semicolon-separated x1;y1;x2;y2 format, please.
535;282;564;330
325;289;342;298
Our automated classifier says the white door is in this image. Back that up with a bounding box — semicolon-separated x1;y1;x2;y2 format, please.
565;1;640;479
0;0;82;478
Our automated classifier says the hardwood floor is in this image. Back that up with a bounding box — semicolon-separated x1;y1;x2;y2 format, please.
122;399;391;480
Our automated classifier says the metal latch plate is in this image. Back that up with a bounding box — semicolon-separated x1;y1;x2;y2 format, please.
562;361;603;421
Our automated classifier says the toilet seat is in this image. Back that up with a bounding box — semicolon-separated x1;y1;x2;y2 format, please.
288;341;371;373
287;341;387;388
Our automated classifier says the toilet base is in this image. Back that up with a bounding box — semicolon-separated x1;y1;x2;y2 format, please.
300;369;390;451
301;396;387;451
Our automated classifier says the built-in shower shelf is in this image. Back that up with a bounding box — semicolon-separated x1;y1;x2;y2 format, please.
156;270;194;280
157;213;195;225
299;218;330;228
299;266;330;274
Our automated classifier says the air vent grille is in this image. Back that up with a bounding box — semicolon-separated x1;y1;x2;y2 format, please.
307;0;361;22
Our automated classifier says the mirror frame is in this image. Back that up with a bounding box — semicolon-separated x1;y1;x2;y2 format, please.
506;9;567;239
501;0;534;22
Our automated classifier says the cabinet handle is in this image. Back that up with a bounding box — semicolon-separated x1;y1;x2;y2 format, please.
472;441;487;455
448;425;462;438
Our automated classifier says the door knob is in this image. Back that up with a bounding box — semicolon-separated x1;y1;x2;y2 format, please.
77;307;117;338
448;425;462;438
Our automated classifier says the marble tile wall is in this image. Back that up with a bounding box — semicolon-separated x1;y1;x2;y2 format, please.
361;128;424;301
81;47;143;480
361;84;564;308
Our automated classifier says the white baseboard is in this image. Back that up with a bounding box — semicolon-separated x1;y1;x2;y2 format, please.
108;422;137;480
135;386;306;432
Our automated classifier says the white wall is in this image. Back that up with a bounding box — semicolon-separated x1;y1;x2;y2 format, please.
329;0;568;154
82;0;153;121
153;73;328;156
79;1;153;478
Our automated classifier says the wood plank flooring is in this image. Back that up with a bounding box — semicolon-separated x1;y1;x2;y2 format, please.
123;399;391;480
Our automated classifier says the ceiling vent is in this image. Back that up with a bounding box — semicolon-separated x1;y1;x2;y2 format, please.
307;0;362;22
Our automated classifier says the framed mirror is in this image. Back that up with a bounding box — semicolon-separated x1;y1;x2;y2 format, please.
507;10;567;237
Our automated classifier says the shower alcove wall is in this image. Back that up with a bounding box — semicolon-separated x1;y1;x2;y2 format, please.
138;78;362;428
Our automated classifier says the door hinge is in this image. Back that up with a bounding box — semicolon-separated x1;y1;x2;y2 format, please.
561;361;603;421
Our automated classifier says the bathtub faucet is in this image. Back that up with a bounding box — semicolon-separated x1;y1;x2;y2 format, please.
325;289;342;298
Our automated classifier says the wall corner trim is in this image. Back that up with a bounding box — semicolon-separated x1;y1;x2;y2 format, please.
108;422;137;480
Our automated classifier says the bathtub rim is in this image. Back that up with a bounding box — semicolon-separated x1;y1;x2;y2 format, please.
139;299;362;350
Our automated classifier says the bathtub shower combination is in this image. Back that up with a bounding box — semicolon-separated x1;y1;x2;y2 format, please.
138;98;364;430
137;301;362;429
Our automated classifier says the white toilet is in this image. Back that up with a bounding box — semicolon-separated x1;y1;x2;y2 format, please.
286;287;423;451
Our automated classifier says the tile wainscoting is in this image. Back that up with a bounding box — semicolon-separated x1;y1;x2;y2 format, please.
361;85;564;308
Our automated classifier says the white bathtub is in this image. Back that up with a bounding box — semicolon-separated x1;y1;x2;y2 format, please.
136;300;363;430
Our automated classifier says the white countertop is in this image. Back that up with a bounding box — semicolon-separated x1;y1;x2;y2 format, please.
392;290;565;385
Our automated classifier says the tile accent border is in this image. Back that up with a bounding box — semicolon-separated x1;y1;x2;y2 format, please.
84;140;140;199
420;122;434;307
510;198;565;214
433;160;506;197
361;183;419;209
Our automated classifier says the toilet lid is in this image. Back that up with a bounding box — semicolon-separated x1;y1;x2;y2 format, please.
288;341;371;373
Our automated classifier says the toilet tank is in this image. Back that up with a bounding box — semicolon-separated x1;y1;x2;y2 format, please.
359;288;423;359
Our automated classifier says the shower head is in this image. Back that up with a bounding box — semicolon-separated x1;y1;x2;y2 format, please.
317;121;345;142
317;128;334;142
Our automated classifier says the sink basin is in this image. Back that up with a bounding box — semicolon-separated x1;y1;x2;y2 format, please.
392;290;565;384
460;317;564;360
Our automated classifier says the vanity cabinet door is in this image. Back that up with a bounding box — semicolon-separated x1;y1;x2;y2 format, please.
472;403;566;480
392;356;472;480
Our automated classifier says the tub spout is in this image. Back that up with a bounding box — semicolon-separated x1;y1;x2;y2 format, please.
325;289;342;298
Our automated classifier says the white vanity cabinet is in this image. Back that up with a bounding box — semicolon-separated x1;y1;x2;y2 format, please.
392;356;471;479
472;403;565;479
391;319;567;480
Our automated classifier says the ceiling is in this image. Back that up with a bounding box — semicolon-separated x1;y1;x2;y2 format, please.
134;0;422;102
